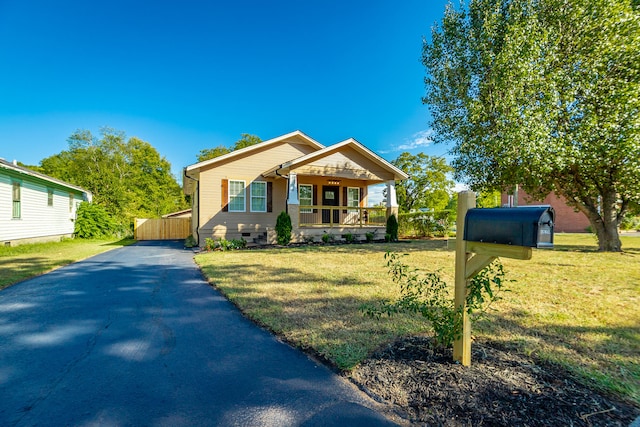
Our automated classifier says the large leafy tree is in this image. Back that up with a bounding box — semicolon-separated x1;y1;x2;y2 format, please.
232;133;262;150
392;152;454;212
196;146;230;162
197;133;262;162
40;128;187;225
423;0;640;251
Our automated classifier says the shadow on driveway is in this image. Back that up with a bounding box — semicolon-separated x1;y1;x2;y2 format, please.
0;241;397;426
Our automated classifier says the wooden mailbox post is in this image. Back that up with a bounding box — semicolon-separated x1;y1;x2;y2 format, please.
453;191;554;366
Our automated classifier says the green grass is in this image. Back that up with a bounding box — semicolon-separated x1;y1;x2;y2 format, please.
0;238;135;289
195;234;640;406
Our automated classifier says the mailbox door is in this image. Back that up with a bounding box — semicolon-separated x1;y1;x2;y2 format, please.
536;210;554;248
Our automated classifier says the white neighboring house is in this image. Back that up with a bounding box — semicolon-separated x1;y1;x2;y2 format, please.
0;158;92;246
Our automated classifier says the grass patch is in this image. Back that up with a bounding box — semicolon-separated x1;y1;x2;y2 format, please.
0;238;135;289
195;234;640;405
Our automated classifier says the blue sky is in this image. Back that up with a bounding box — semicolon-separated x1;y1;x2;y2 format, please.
0;0;451;183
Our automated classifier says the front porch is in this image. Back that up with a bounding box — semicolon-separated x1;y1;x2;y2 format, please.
281;173;399;243
298;205;387;227
258;137;407;245
289;204;389;243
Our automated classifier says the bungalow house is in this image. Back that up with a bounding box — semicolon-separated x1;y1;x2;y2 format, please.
0;158;92;246
183;130;408;245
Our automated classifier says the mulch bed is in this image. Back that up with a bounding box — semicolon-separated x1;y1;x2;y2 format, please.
350;336;639;426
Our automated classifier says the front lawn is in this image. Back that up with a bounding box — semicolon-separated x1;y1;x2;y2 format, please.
0;238;135;289
195;234;640;406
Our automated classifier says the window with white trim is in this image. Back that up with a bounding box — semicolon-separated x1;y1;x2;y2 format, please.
69;194;74;213
250;181;267;212
47;188;54;207
12;181;21;219
299;184;312;213
347;187;360;208
228;180;246;212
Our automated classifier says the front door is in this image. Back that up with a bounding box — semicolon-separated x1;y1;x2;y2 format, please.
322;186;340;224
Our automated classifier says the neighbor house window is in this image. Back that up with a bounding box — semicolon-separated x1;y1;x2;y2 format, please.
47;188;54;206
69;194;74;213
12;181;21;219
228;180;246;212
250;181;267;212
299;184;312;213
347;187;360;209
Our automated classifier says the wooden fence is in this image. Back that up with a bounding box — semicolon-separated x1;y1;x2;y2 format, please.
134;218;191;240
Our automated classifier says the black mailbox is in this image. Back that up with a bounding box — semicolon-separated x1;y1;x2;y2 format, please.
464;206;554;248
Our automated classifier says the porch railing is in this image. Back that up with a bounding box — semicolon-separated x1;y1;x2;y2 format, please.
298;206;386;227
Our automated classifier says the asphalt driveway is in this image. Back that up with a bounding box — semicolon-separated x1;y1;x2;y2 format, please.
0;241;397;426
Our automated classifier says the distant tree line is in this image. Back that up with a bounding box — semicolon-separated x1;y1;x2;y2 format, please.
31;127;188;234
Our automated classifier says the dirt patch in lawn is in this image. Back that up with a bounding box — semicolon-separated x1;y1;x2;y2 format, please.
350;336;639;426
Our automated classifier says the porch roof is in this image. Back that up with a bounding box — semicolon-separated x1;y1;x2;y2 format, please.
261;138;408;182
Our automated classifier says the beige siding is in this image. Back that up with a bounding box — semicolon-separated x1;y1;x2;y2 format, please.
201;141;317;178
293;147;395;181
202;179;288;240
197;140;312;242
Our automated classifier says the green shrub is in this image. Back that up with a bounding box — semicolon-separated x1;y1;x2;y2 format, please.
398;211;451;238
184;235;197;248
74;203;120;238
361;252;509;349
275;211;292;245
205;237;247;251
303;235;315;243
231;238;247;249
218;238;232;251
204;237;216;251
322;233;335;243
343;233;355;243
620;215;640;231
365;232;375;243
386;214;399;242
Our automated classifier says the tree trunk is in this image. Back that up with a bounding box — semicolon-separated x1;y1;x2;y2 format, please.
591;216;622;252
580;191;623;252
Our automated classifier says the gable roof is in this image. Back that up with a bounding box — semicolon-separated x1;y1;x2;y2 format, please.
0;158;92;201
184;130;324;173
262;138;409;181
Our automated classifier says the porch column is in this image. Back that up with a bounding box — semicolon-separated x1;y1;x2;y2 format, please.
287;173;300;242
386;180;399;220
287;173;299;205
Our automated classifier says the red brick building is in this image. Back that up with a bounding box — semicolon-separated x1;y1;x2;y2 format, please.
501;188;591;233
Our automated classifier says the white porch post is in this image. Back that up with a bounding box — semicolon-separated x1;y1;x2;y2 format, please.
386;180;398;208
287;173;299;205
386;180;399;220
287;173;300;243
